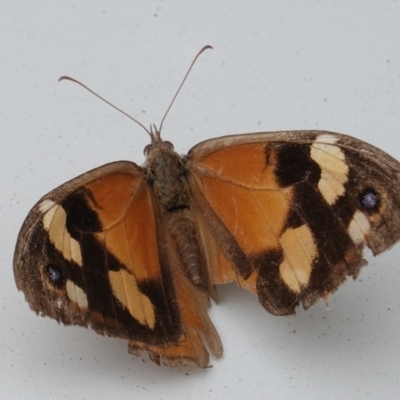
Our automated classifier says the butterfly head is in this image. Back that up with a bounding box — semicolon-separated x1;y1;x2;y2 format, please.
143;124;174;155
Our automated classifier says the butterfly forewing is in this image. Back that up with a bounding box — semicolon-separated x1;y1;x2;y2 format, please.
186;131;400;315
14;161;221;367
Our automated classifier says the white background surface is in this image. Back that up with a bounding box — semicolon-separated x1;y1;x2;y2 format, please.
2;1;400;399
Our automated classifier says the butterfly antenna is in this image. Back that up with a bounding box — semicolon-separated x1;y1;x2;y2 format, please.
158;45;213;134
58;76;152;137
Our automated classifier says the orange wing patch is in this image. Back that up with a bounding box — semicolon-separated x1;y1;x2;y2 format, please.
190;142;293;255
86;173;161;282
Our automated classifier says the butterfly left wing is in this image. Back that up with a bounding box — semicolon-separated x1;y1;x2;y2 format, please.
185;131;400;315
14;161;222;367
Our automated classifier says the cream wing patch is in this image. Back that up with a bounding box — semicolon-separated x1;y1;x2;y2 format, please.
310;134;349;205
66;280;88;309
40;200;83;266
109;270;155;329
279;225;318;293
348;210;371;245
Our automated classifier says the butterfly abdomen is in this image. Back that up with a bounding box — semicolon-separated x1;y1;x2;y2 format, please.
167;210;204;285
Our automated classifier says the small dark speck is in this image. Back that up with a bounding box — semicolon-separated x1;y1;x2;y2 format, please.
323;97;327;102
185;372;189;376
153;13;158;17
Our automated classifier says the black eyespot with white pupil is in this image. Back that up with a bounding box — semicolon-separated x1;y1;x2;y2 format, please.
45;264;64;287
359;188;380;213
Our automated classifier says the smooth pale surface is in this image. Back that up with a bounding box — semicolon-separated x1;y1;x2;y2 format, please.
2;1;400;399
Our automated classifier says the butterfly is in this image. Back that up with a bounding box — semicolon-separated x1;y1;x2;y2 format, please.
13;47;400;368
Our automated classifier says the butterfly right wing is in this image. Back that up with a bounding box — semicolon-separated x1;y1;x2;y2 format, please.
14;161;221;367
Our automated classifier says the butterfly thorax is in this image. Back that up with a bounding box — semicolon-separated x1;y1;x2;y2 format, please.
145;138;207;288
145;141;189;211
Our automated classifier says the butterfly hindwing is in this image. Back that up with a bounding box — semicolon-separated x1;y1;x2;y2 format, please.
186;131;400;315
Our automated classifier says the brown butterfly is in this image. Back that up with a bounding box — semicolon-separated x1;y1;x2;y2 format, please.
13;46;400;368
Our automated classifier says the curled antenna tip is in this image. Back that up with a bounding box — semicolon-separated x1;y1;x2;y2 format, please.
158;45;214;133
58;75;74;82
